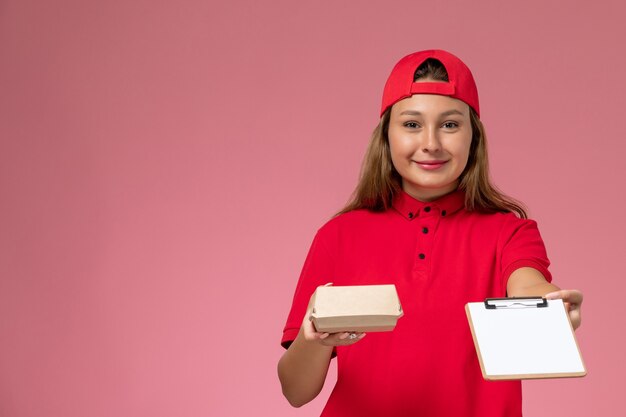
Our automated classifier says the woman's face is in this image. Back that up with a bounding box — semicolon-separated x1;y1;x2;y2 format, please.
387;90;473;202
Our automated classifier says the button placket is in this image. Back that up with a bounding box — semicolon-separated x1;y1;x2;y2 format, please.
413;209;441;275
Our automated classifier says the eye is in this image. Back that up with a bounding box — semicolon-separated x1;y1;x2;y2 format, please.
442;121;459;129
403;121;419;129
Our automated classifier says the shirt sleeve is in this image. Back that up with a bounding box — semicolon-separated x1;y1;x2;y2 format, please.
281;227;336;353
499;214;552;294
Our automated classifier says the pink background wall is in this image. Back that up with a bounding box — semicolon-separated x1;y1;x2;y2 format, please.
1;0;624;416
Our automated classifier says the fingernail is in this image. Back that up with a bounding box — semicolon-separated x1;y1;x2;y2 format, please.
358;333;366;339
339;332;349;340
319;333;329;339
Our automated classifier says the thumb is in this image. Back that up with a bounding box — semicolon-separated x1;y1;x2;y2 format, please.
544;290;563;300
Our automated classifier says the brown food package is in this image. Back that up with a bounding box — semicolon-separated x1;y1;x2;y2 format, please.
309;284;403;333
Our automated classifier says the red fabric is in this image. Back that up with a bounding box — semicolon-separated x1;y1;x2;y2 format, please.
380;49;481;118
410;81;456;95
281;189;552;417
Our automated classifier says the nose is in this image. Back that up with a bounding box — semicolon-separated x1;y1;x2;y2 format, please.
421;125;441;153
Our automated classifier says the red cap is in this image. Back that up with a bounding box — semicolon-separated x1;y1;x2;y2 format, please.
380;49;480;118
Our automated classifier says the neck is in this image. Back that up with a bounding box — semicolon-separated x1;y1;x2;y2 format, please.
401;181;459;202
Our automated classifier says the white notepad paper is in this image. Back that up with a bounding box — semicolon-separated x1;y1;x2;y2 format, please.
466;298;586;380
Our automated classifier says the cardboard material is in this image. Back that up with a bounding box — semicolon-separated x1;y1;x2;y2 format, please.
309;285;403;333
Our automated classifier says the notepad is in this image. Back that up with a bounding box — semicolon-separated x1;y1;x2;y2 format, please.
465;298;586;380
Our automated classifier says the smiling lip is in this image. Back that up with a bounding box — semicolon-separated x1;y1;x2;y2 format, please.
415;160;448;170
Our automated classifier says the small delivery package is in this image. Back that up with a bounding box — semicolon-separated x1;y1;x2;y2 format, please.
309;284;403;333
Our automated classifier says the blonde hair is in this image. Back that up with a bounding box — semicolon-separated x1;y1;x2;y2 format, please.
336;59;528;218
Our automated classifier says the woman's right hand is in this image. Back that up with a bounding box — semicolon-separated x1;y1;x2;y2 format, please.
301;283;367;347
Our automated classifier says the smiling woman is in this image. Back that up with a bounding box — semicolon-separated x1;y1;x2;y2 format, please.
337;57;528;217
277;49;583;417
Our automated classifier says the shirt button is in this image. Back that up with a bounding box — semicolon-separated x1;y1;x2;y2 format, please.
442;210;447;216
408;212;414;219
418;253;426;259
422;227;429;234
424;206;431;213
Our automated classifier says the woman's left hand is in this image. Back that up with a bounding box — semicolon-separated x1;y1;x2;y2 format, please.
544;289;583;330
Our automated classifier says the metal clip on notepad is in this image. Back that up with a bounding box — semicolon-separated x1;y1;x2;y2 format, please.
484;297;548;309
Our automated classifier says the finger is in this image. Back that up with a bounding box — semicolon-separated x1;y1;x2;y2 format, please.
569;309;582;330
545;289;583;305
342;332;366;344
544;290;563;299
320;332;366;346
302;319;315;340
338;332;366;344
302;316;326;341
566;304;581;327
567;289;583;304
304;328;330;342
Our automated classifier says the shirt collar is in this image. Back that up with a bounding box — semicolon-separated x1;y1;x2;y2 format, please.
392;188;466;220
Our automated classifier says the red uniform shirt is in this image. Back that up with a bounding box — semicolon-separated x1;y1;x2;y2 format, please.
281;189;552;417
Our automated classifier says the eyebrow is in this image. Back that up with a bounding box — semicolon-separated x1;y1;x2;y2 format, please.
399;109;465;117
